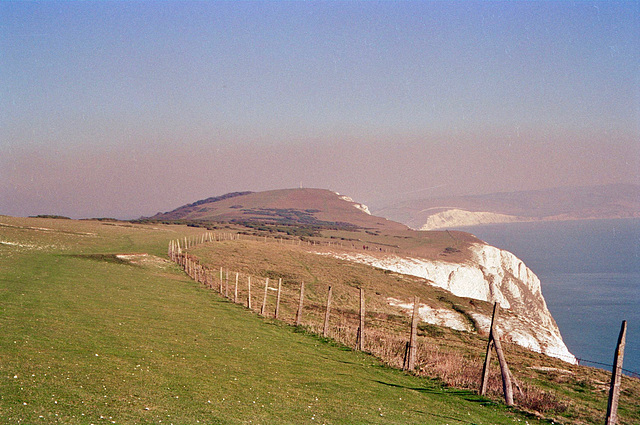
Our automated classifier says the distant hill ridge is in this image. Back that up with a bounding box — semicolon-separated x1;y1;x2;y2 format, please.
147;188;405;231
374;183;640;230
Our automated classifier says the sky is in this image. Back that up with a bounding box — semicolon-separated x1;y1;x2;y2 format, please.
1;1;638;219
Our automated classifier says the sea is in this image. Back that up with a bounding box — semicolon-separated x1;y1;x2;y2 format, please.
453;218;640;375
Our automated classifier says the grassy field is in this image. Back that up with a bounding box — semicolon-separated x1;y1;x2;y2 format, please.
185;232;640;425
0;216;558;425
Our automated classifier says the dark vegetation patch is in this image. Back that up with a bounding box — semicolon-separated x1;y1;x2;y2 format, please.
418;323;445;338
229;209;360;232
29;215;71;220
183;191;253;209
70;253;133;266
236;207;359;229
236;222;321;237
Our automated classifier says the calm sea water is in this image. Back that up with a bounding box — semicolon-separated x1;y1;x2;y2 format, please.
453;218;640;374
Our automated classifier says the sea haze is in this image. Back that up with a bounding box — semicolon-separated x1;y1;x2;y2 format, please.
454;219;640;375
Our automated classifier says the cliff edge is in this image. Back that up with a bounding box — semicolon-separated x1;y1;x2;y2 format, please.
321;243;576;363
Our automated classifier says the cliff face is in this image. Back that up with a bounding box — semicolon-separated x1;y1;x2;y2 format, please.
418;209;528;230
324;243;576;364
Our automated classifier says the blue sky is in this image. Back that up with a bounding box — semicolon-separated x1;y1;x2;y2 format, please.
1;1;638;218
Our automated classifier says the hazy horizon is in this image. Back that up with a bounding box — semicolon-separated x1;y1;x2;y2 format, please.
2;1;638;219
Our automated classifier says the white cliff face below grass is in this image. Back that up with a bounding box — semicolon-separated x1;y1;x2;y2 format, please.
335;193;372;215
322;243;576;364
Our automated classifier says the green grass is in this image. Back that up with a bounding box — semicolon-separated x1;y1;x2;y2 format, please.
185;233;640;425
0;216;554;424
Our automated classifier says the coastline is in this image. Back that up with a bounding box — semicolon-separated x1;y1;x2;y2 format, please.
451;218;640;374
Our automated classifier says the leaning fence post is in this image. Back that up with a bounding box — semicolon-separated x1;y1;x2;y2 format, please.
493;320;514;406
261;278;269;316
274;278;282;319
480;302;499;395
405;296;419;371
480;302;514;406
295;281;305;326
606;320;627;425
323;286;333;337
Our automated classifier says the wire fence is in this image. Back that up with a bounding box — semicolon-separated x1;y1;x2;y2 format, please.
171;231;640;377
168;231;638;419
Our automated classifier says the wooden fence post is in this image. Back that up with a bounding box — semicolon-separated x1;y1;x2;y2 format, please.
247;276;252;310
405;296;419;371
225;270;229;298
479;302;514;406
606;320;627;425
295;282;305;326
219;267;223;294
261;278;269;316
357;287;365;351
274;278;282;319
493;321;514;406
402;341;410;370
234;273;239;303
480;303;499;396
323;286;333;337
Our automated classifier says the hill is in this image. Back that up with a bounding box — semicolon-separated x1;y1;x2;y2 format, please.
148;188;406;232
373;184;640;230
142;188;575;363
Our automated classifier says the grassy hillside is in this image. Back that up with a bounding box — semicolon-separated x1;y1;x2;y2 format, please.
147;188;408;232
185;235;640;425
0;216;560;425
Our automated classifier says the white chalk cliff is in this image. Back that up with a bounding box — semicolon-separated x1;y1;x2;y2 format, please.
336;193;372;215
321;243;576;364
418;208;528;230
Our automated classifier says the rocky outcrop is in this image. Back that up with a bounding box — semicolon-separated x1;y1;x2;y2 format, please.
322;243;576;364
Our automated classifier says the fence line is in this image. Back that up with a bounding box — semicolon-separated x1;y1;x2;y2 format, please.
167;231;638;412
168;230;421;256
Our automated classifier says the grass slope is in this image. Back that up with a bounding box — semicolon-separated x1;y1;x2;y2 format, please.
1;216;552;425
187;236;640;425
